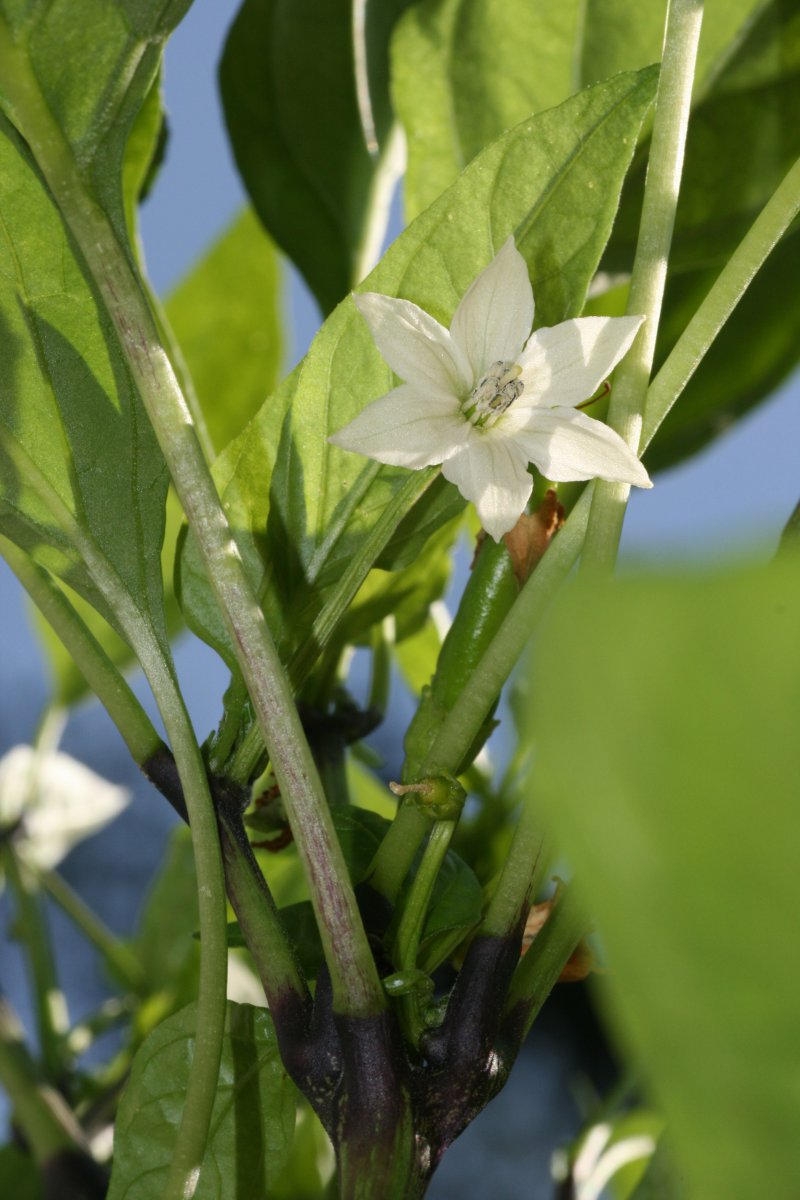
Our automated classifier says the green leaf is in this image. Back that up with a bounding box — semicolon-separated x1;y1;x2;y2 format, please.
329;804;395;881
337;503;460;649
579;0;761;88
122;68;166;247
179;69;657;666
29;489;185;707
645;227;800;472
0;113;169;644
132;825;200;1015
0;1146;41;1200
391;0;761;220
0;1;190;251
607;0;800;275
531;555;800;1200
416;849;482;973
108;1001;297;1200
392;0;583;219
164;208;283;458
220;0;410;315
635;2;800;469
0;2;194;653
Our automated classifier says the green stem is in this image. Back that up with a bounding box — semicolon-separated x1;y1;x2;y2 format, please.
642;154;800;452
2;848;68;1083
0;996;87;1163
368;620;393;717
392;819;455;1047
0;23;382;1020
2;525;304;1023
582;0;704;573
227;468;437;785
502;886;586;1042
0;537;162;765
480;801;544;939
369;487;592;903
35;866;146;994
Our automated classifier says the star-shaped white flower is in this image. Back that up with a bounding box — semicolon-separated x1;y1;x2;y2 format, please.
329;237;652;540
0;746;130;886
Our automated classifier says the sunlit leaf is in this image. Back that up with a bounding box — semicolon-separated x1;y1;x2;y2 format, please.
392;0;761;219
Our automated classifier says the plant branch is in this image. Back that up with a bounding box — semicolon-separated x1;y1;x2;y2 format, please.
2;529;310;1038
500;886;586;1050
227;466;438;786
0;30;384;1020
0;409;228;1198
369;487;592;903
582;0;704;572
0;537;163;766
480;800;544;940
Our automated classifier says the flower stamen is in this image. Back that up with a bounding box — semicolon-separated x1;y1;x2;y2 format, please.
464;360;524;426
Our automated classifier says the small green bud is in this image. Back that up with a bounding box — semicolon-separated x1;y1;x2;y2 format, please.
389;773;466;820
382;969;434;999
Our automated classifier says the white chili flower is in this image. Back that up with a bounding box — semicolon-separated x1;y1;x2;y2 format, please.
0;746;130;884
329;237;652;540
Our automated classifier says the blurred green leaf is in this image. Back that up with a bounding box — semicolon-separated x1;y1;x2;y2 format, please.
220;0;410;315
108;1001;297;1200
531;555;800;1200
179;69;656;667
165;208;283;458
393;614;443;698
268;1097;332;1200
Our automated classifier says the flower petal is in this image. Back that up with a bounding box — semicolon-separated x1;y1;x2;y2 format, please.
441;433;533;540
354;292;469;393
449;238;534;383
329;384;469;468
517;315;644;408
509;406;652;487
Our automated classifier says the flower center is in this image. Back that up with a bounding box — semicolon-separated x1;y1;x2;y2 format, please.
464;360;524;426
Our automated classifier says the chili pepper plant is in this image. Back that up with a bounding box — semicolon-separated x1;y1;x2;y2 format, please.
0;1;798;1198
